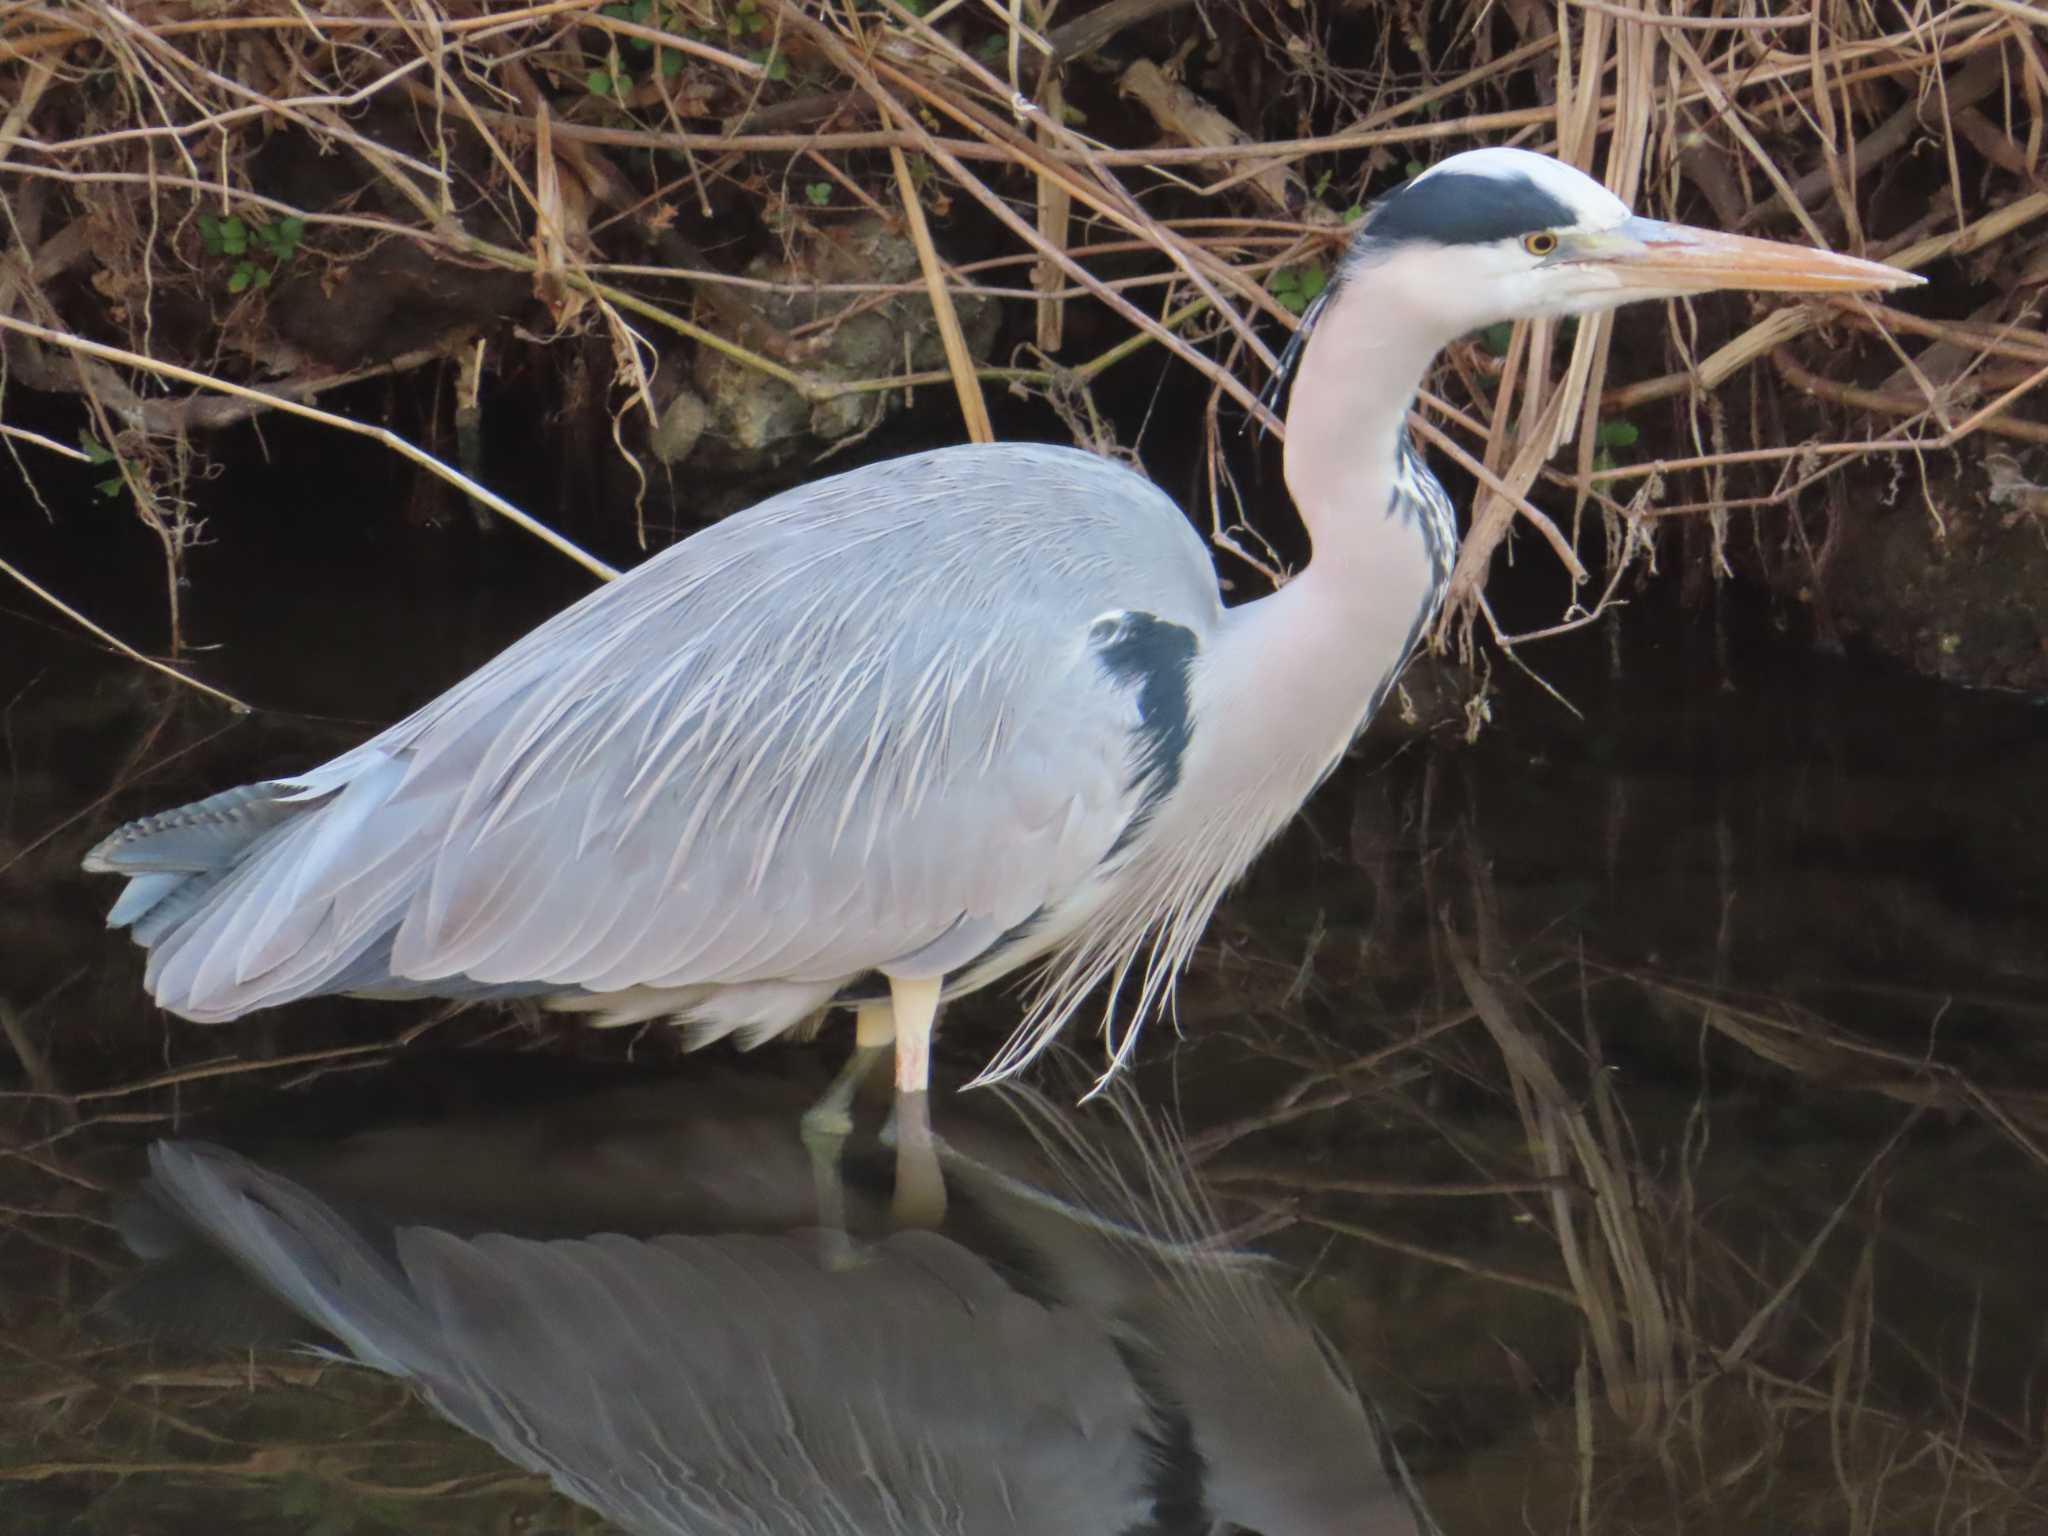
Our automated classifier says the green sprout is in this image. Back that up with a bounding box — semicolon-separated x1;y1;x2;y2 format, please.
1592;417;1640;473
1265;262;1328;317
199;212;304;293
78;430;127;498
601;0;658;43
591;2;695;97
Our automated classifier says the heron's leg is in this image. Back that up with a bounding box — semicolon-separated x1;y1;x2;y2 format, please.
886;975;946;1229
803;1001;893;1269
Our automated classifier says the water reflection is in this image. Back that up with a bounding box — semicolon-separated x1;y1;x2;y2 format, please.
4;572;2047;1533
121;1074;1429;1536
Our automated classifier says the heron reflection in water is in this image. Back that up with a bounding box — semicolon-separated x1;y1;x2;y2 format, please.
126;1070;1436;1535
85;150;1918;1137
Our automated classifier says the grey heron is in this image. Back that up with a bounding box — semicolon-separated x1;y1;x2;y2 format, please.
85;147;1917;1105
127;1074;1433;1533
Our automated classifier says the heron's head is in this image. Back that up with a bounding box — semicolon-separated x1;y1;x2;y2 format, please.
1332;145;1920;340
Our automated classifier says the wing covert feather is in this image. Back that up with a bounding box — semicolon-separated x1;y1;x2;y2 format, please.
281;444;1222;1003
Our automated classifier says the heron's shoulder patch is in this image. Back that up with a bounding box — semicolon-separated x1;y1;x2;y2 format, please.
1087;611;1197;848
1088;609;1199;693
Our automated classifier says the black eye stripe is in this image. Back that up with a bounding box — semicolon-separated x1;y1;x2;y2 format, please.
1352;170;1578;250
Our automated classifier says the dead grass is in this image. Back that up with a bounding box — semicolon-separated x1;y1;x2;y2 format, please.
0;0;2040;691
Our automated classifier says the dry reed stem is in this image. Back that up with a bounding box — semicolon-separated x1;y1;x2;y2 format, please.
889;138;995;440
0;314;618;580
0;551;251;712
0;0;2038;699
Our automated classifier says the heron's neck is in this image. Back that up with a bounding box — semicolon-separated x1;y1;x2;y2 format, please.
1255;289;1446;700
1280;292;1441;577
1182;301;1446;818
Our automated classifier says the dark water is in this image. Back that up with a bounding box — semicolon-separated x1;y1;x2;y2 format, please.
2;518;2046;1536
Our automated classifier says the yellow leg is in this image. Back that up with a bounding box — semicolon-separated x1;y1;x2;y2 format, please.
886;974;945;1228
888;975;940;1095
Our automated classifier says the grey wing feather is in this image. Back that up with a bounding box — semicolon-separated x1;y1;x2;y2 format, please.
88;444;1220;1026
145;1142;1153;1536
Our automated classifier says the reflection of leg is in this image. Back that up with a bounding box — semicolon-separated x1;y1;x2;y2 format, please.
803;1002;893;1138
887;974;945;1229
802;1001;892;1269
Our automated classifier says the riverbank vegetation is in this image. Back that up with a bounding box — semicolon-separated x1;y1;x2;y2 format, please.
1;1;2041;682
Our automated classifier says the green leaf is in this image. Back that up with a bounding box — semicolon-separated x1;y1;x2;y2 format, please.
218;216;248;255
805;181;832;206
586;66;616;95
277;215;306;246
764;50;788;81
96;475;125;498
1264;262;1326;316
1595;417;1640;450
1404;159;1425;178
976;33;1004;59
658;47;683;76
78;430;114;465
197;212;223;253
1479;321;1514;357
227;263;254;293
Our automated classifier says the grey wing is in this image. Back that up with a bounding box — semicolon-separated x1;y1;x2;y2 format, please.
143;1143;1154;1536
95;444;1221;1026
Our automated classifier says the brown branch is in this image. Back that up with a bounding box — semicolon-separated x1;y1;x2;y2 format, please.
1046;0;1198;66
1744;47;2009;226
1770;347;2048;446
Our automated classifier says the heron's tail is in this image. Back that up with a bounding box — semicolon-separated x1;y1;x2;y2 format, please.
86;780;307;946
142;1142;449;1382
84;755;429;1020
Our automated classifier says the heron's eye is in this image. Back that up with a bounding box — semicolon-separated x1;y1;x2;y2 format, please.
1521;230;1559;257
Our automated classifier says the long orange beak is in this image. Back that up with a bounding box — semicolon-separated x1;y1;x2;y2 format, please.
1577;216;1921;295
